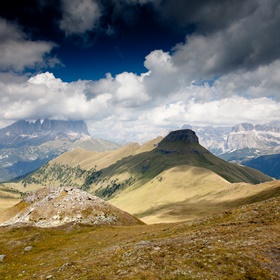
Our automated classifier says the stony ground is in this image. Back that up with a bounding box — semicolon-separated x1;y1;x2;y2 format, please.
0;196;279;279
0;187;142;227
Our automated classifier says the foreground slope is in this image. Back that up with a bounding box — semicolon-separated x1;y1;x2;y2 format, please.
0;196;279;279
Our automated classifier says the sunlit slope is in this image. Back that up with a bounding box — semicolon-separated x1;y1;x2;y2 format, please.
52;143;143;170
52;136;163;170
109;166;280;224
109;165;231;222
0;185;21;210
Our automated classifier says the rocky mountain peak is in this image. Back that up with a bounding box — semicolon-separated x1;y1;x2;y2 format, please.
160;129;199;144
232;123;254;132
0;186;143;227
157;129;200;154
0;118;90;149
2;118;90;136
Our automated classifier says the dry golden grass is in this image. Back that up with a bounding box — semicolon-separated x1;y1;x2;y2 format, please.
3;182;40;193
53;143;142;171
0;198;20;211
52;137;162;171
0;196;279;279
0;185;21;210
109;166;280;224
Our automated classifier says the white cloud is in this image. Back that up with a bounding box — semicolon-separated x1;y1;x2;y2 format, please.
214;60;280;100
144;50;176;74
1;0;280;143
114;72;150;107
184;97;280;126
86;71;150;107
60;0;101;35
0;18;57;71
1;69;280;143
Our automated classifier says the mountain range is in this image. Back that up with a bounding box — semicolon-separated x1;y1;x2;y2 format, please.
8;128;275;224
183;121;280;178
1;119;280;183
183;121;280;157
0;119;120;182
0;128;279;279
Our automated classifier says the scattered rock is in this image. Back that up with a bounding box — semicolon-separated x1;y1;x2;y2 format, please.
0;254;6;262
24;246;33;252
135;240;150;247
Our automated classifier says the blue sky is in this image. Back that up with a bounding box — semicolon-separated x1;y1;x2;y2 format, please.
0;0;280;142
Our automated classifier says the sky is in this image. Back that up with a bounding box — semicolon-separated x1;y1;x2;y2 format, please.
0;0;280;142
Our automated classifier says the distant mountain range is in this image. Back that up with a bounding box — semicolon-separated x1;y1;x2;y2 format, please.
2;119;280;182
182;121;280;178
183;121;280;158
0;119;120;182
0;119;89;148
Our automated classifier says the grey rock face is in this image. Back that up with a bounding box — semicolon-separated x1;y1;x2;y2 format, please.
0;119;118;182
0;119;90;148
182;121;280;158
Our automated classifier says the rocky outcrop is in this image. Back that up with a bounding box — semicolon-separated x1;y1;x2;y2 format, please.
0;187;143;227
157;129;201;154
159;129;199;144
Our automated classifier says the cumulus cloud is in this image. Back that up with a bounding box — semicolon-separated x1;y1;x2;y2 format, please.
1;69;280;143
59;0;101;35
213;60;280;100
184;97;280;126
0;71;149;124
85;72;150;108
0;18;58;71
